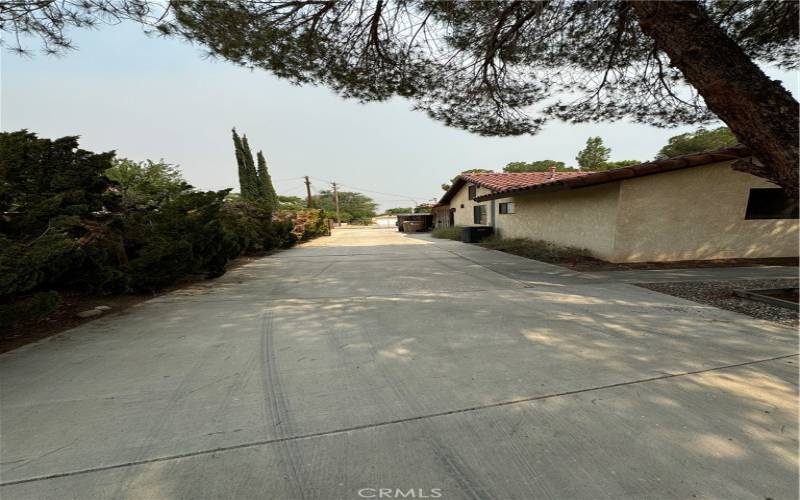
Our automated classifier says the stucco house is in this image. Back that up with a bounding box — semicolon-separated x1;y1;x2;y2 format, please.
433;146;799;263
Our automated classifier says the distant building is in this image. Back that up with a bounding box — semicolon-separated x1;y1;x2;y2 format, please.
373;214;398;227
434;146;798;263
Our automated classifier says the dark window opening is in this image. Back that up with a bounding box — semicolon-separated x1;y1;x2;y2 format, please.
499;202;515;214
745;188;799;220
473;205;487;224
468;185;477;200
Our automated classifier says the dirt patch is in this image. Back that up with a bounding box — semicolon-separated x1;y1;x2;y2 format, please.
0;252;274;354
0;292;152;354
637;278;799;328
564;257;799;272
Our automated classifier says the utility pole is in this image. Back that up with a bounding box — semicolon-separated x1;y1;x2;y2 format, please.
332;182;341;226
304;176;313;208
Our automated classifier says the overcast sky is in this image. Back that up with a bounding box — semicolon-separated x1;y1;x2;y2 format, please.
3;22;798;210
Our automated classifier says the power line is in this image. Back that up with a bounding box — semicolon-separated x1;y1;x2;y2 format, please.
271;176;306;183
307;176;428;203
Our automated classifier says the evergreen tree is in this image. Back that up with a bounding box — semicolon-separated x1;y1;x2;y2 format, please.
257;151;277;207
231;129;250;199
240;135;260;200
576;137;611;171
232;130;277;205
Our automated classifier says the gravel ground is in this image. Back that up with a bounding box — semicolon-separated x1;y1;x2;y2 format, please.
637;278;799;328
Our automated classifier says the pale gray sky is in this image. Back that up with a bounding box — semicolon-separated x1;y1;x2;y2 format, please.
3;22;798;210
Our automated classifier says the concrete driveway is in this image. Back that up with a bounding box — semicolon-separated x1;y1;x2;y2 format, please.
1;227;797;499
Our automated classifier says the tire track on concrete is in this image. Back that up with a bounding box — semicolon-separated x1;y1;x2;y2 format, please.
359;324;492;500
3;353;796;488
110;341;225;500
260;310;308;500
320;316;359;496
209;345;260;432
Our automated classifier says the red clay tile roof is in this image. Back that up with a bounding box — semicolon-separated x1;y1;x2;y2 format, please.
460;172;588;192
465;145;751;202
439;171;585;204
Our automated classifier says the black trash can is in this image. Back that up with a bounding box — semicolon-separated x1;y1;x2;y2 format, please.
461;226;494;243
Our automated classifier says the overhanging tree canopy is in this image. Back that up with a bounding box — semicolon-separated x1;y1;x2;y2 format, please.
3;1;797;195
656;127;739;159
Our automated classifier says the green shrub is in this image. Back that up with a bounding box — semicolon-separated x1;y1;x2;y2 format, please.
123;190;235;290
0;130;118;306
431;226;462;240
479;236;590;262
0;291;61;330
269;218;298;248
1;130;327;328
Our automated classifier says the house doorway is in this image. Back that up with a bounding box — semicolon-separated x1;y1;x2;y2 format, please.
448;208;455;227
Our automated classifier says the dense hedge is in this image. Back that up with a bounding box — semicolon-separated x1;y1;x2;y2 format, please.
0;130;326;331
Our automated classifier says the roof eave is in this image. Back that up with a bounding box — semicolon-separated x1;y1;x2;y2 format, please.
438;177;467;205
474;181;568;201
474;145;750;202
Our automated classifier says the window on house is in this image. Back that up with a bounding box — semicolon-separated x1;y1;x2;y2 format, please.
473;205;487;224
468;185;477;200
744;188;799;220
499;202;515;214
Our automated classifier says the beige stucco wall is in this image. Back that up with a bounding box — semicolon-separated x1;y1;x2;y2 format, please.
612;161;799;262
494;183;621;260
450;183;493;227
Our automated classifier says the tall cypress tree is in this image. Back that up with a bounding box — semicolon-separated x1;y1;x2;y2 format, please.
256;151;277;208
231;128;250;198
240;135;260;200
232;129;276;204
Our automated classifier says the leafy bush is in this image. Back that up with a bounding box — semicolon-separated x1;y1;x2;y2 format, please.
0;130;326;331
221;199;296;256
288;209;329;240
122;190;236;289
479;236;590;263
431;226;462;240
105;158;191;208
